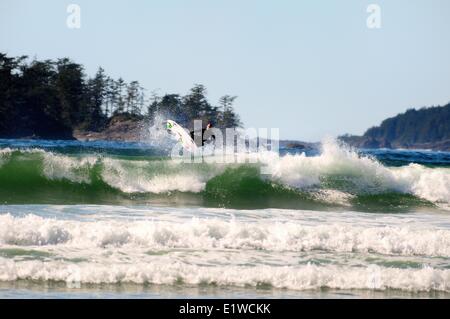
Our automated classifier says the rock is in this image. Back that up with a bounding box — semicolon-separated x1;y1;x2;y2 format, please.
74;115;146;142
285;143;306;149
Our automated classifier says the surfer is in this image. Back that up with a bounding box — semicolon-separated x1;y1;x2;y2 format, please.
190;122;215;147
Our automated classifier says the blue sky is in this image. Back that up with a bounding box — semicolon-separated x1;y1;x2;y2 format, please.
1;0;449;141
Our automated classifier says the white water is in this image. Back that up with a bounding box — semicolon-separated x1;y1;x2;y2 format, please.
262;140;450;204
0;205;449;294
2;140;449;206
1;212;450;256
1;258;449;292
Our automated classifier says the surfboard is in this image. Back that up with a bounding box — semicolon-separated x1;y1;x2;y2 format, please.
166;119;197;152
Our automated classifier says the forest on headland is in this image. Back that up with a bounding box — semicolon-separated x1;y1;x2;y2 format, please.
0;53;241;139
339;103;450;151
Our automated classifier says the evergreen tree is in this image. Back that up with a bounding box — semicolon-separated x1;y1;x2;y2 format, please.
0;53;244;138
20;59;72;138
82;67;107;130
106;78;120;117
182;84;210;120
126;80;140;115
137;85;145;116
147;91;161;120
160;94;183;118
54;58;85;127
115;77;126;114
0;54;27;135
218;95;240;128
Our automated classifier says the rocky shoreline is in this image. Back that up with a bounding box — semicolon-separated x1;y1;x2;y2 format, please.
339;135;450;152
4;116;449;152
74;116;147;142
73;117;320;150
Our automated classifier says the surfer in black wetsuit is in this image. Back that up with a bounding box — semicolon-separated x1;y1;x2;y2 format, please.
190;122;215;147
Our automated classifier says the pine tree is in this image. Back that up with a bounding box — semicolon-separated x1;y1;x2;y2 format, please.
126;80;140;115
182;84;210;122
55;58;85;127
0;54;27;135
147;91;161;120
137;84;145;116
106;78;120;116
115;78;126;114
20;59;73;138
159;94;183;118
218;95;240;128
82;67;107;130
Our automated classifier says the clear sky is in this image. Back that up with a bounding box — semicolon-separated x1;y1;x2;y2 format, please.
1;0;449;141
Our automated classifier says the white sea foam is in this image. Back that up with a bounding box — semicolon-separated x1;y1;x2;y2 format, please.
0;148;12;167
262;139;450;204
1;205;450;293
1;214;449;257
100;158;218;193
393;164;450;203
0;258;448;292
0;147;47;167
311;189;355;206
42;152;98;184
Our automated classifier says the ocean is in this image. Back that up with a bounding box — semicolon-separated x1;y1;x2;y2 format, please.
0;138;449;298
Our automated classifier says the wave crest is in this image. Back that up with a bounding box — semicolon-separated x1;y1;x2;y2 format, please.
0;258;448;292
1;214;449;257
0;140;449;208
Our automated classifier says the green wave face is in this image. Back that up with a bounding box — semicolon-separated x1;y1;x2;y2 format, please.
204;166;434;212
0;149;445;212
0;150;120;204
203;166;328;210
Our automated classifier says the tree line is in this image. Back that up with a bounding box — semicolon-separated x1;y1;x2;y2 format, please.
0;53;241;139
339;103;450;148
363;104;450;145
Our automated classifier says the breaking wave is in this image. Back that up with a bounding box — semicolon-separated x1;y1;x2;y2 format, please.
1;214;449;257
0;140;449;210
0;258;449;292
0;213;449;292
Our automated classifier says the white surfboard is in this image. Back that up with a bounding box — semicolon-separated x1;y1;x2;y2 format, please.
166;119;197;152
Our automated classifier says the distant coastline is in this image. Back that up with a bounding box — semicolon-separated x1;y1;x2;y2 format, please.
339;103;450;151
4;104;450;152
2;53;449;151
75;103;450;152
